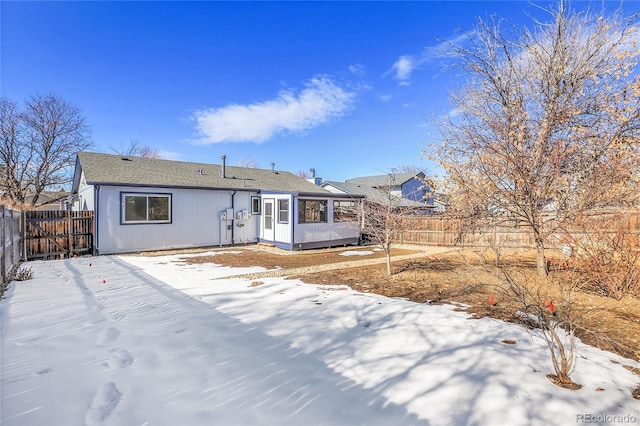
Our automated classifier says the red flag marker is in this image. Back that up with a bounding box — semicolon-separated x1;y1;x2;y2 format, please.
548;300;555;314
488;294;496;305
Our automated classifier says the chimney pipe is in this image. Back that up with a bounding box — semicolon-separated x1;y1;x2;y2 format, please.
310;168;316;178
270;162;275;172
220;155;226;178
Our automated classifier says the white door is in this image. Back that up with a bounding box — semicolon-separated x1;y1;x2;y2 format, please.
263;199;275;241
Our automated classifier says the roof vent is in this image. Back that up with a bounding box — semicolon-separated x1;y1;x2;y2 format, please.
220;155;227;178
270;162;275;172
121;157;132;161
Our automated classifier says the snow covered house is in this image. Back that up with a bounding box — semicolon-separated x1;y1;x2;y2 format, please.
71;152;362;254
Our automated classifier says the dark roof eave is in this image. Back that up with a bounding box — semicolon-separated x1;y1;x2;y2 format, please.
84;180;265;192
261;190;359;198
297;192;364;198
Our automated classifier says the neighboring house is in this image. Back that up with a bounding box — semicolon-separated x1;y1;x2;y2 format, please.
321;172;437;214
72;152;362;254
346;172;434;205
432;198;448;214
321;180;428;210
25;191;71;210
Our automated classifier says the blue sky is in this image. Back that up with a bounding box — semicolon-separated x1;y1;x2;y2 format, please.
1;1;633;182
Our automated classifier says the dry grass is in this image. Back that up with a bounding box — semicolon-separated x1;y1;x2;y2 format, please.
183;246;419;270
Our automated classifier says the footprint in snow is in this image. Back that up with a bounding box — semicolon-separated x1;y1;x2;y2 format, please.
85;382;122;426
103;349;133;369
111;311;126;322
97;327;120;346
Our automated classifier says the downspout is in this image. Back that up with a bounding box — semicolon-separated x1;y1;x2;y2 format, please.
231;190;236;246
292;195;296;250
94;185;100;255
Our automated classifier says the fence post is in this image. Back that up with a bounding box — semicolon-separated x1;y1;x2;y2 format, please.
1;205;6;283
67;211;73;258
12;209;20;269
21;210;26;261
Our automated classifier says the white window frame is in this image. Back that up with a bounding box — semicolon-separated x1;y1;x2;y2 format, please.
251;196;261;215
278;199;289;223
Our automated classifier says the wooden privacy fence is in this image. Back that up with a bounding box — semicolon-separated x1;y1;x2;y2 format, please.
24;210;94;260
1;205;22;284
398;216;537;248
397;213;640;249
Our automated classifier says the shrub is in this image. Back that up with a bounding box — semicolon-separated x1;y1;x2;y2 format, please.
569;215;640;300
14;266;34;281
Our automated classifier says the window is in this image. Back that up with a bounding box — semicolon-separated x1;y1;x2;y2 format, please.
251;196;261;214
298;200;327;223
333;200;358;222
122;193;171;224
278;199;289;223
264;200;273;230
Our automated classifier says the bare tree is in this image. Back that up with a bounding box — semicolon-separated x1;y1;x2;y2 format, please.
235;155;260;169
111;140;163;159
429;3;640;276
0;98;28;205
358;172;416;275
0;93;92;206
296;170;310;179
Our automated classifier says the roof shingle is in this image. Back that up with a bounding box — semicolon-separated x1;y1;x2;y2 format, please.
75;152;331;194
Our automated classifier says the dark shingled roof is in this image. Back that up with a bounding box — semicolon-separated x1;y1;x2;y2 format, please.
321;181;427;208
74;152;331;194
345;172;422;187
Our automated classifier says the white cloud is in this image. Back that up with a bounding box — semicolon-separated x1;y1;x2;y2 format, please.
387;32;471;85
348;64;365;76
158;150;183;161
192;76;355;144
378;94;392;102
390;55;416;84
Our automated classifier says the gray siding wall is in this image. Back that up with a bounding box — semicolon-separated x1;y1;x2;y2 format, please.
95;185;259;254
293;197;359;246
76;172;95;211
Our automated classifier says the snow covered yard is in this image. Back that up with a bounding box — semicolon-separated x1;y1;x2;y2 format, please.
1;253;639;426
